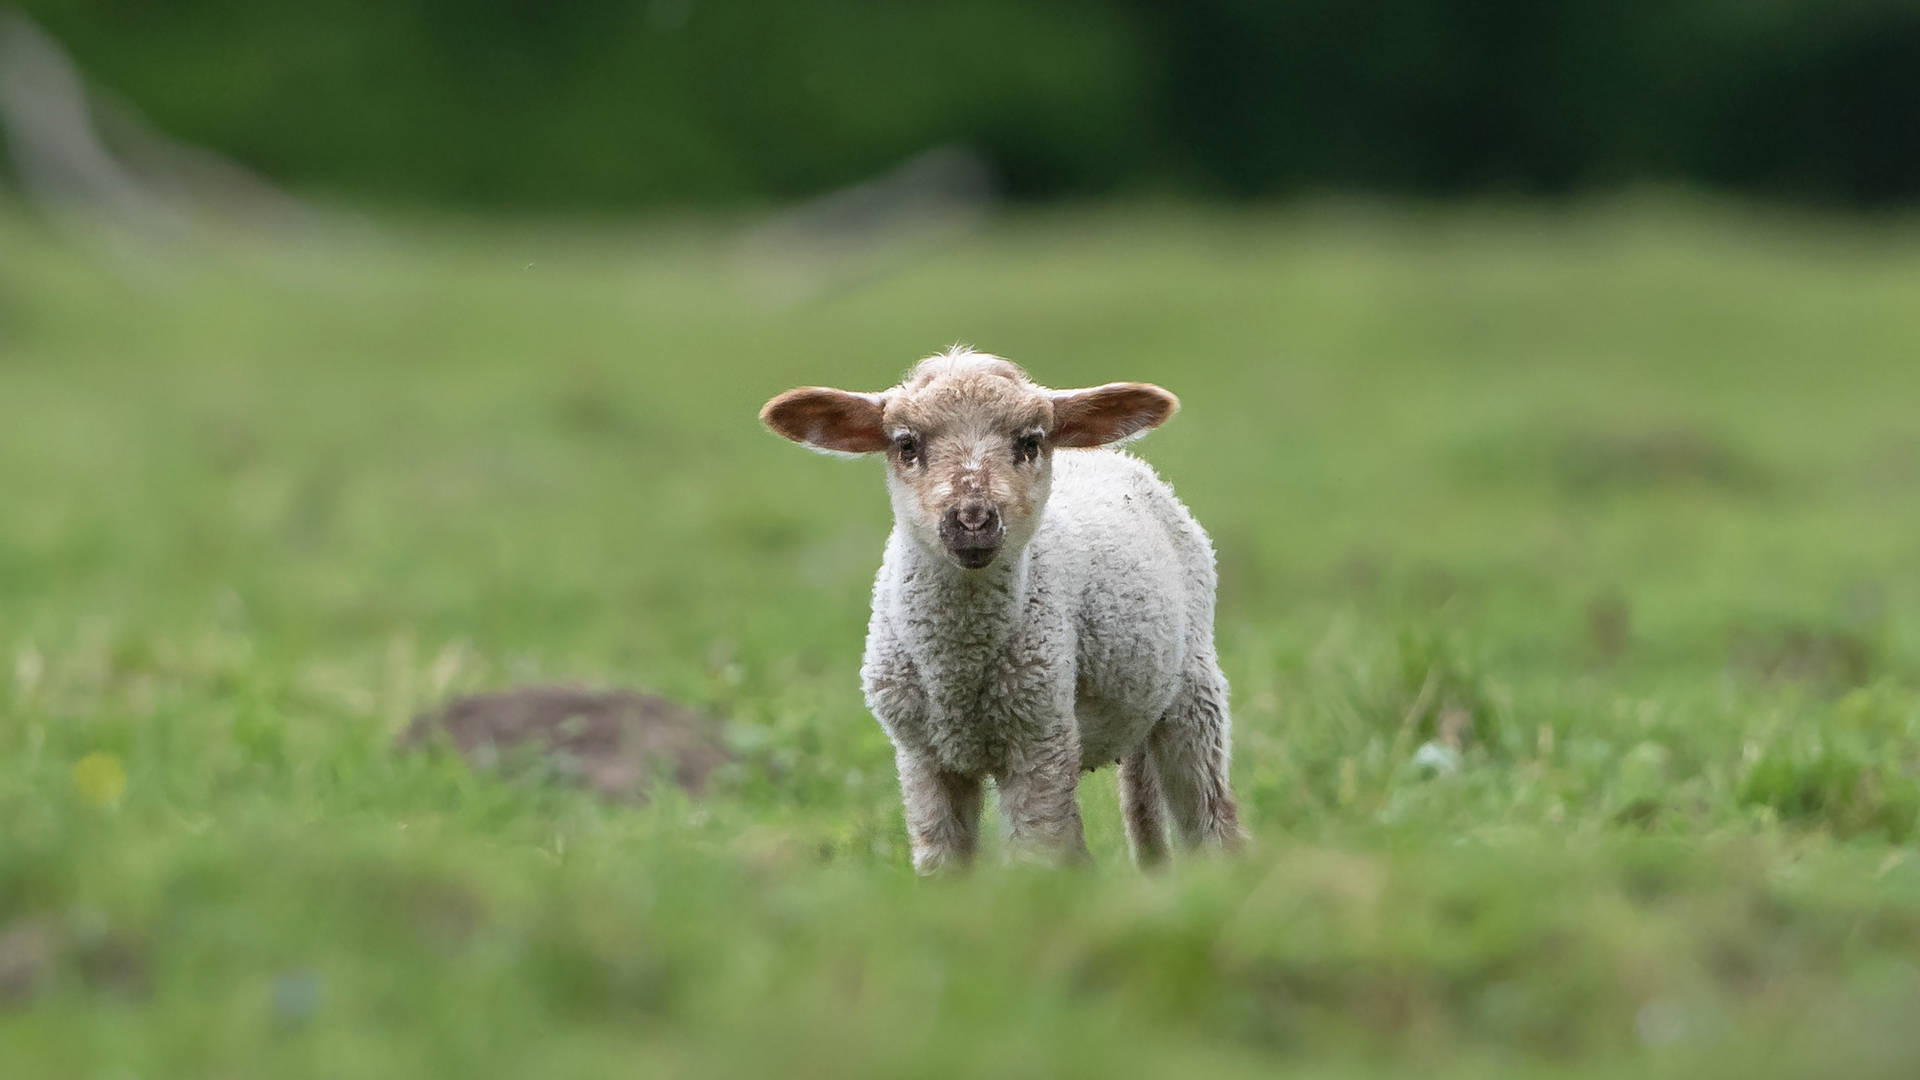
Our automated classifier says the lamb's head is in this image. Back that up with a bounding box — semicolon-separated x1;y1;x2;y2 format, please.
760;347;1178;570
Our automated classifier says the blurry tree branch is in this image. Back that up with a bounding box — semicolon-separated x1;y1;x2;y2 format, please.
0;7;313;243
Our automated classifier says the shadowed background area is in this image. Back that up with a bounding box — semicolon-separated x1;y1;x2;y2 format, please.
8;0;1920;208
3;4;1920;1079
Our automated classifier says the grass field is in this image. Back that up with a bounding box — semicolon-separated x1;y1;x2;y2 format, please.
4;198;1920;1077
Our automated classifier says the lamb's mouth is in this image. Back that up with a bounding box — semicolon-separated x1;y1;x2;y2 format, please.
945;542;1001;569
939;523;1005;569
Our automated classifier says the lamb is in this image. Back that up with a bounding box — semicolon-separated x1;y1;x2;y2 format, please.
760;347;1245;871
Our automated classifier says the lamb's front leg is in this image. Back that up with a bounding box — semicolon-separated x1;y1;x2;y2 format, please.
896;749;984;874
995;728;1091;867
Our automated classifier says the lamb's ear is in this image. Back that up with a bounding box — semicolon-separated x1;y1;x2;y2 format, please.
759;387;891;455
1049;383;1179;448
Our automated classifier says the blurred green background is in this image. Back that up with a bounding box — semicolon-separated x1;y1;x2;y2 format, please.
4;4;1920;1079
13;0;1920;208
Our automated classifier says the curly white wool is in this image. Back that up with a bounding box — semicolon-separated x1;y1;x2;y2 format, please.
863;445;1245;870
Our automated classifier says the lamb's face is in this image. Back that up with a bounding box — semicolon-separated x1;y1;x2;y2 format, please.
759;348;1180;573
880;360;1055;570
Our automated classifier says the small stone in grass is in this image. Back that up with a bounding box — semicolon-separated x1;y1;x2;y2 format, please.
272;969;325;1027
1412;740;1462;776
1635;997;1688;1047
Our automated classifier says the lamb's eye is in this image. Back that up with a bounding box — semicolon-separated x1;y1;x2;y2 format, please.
1016;434;1043;463
896;436;920;465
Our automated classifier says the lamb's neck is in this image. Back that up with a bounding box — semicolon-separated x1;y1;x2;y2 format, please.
890;532;1032;651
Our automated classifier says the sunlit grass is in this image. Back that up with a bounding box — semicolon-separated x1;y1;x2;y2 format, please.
3;198;1919;1077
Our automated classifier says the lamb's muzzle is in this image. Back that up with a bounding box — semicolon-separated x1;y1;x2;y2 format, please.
760;346;1247;871
938;500;1003;568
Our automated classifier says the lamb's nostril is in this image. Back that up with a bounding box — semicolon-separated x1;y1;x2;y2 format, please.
955;502;996;532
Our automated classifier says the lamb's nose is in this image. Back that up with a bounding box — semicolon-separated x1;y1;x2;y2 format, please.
949;502;999;534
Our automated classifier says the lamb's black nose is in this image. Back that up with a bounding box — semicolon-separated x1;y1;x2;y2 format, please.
948;502;999;534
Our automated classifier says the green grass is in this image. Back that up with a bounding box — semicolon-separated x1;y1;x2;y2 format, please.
4;198;1920;1077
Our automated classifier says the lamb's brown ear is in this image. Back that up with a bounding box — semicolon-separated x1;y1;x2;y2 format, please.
1049;383;1179;448
759;387;890;455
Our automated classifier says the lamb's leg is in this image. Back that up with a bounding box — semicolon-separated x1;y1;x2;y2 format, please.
897;750;983;874
1119;747;1170;869
995;731;1091;867
1148;662;1247;852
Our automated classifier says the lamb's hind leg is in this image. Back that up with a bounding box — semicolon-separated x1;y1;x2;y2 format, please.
1119;748;1169;869
1147;660;1247;852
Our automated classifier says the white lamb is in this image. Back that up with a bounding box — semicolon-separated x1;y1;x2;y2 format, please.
760;347;1245;871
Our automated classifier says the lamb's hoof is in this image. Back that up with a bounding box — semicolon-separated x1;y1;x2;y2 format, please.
912;849;973;876
1005;841;1094;871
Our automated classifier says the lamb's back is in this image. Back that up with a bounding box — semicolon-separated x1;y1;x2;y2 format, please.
1037;450;1215;726
1043;449;1214;594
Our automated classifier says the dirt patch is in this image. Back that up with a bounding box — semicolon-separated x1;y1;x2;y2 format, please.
1448;421;1775;498
0;918;57;1005
1586;591;1632;661
1743;622;1873;680
1553;427;1773;496
0;915;147;1008
397;686;734;803
1733;625;1879;687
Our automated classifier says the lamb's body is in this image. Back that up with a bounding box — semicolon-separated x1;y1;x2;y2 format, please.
863;450;1241;868
761;347;1243;870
